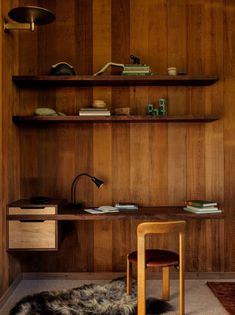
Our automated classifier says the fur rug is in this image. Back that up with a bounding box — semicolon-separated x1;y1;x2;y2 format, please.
10;278;174;315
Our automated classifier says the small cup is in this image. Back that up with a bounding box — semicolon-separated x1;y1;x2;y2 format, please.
168;67;177;75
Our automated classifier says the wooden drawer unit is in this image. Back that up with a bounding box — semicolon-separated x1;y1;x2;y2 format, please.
7;203;58;250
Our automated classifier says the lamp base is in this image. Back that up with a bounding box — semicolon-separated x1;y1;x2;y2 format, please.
67;202;83;209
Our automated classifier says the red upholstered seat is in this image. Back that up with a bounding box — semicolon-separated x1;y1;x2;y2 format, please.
128;249;179;267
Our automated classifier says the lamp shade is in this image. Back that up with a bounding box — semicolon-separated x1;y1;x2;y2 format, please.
91;176;104;188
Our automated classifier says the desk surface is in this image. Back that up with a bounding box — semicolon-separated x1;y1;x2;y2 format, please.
7;206;224;221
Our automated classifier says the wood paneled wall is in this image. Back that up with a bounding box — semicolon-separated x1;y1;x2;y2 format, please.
2;0;235;290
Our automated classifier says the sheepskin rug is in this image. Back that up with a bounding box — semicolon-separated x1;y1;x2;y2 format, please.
10;278;174;315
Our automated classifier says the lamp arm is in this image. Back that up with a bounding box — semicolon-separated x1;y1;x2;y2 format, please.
71;173;93;204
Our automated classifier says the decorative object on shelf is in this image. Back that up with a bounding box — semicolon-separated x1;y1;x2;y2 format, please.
130;54;141;64
147;103;159;116
50;62;76;75
93;62;124;76
159;98;167;115
92;99;106;108
4;6;55;32
70;173;104;209
35;107;66;116
147;98;167;116
168;67;177;75
114;107;131;115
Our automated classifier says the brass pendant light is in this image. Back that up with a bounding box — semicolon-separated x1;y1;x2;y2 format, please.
4;6;55;32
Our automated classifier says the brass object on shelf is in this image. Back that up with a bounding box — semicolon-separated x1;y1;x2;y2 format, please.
4;6;55;32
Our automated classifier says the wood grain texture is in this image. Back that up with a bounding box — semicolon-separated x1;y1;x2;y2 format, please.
1;0;21;294
1;0;235;291
223;0;235;271
92;0;113;272
167;0;187;206
8;221;57;250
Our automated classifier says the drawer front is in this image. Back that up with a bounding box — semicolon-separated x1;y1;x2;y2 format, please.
8;206;56;215
8;220;57;250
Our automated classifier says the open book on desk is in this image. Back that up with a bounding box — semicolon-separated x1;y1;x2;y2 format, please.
84;206;119;214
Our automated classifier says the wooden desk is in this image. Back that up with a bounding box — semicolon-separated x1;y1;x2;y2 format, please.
7;205;224;221
6;200;225;269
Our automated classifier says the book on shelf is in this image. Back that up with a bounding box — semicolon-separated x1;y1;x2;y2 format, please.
185;205;219;211
183;207;222;214
79;108;111;116
123;64;151;71
122;64;151;76
121;71;151;75
185;200;218;208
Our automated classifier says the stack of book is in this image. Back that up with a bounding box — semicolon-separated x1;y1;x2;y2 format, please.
122;64;151;75
79;108;111;116
184;200;222;214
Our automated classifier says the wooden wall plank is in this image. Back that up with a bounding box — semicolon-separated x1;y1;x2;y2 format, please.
92;0;113;272
167;0;187;205
223;0;235;271
1;0;21;291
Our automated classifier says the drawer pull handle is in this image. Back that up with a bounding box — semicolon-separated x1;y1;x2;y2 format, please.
19;207;45;209
19;220;45;223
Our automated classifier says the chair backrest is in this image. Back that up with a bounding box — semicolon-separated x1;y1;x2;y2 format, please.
137;220;186;315
137;220;186;237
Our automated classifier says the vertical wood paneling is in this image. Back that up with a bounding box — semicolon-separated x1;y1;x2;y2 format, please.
92;0;112;271
1;0;21;291
224;0;235;271
186;1;206;200
167;0;187;205
2;0;235;284
147;0;168;206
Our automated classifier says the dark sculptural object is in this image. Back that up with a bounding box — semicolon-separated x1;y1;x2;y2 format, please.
130;54;140;64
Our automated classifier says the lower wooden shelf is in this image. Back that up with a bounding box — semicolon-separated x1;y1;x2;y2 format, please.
12;114;220;124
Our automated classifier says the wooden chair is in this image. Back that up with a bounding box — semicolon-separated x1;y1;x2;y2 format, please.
126;220;186;315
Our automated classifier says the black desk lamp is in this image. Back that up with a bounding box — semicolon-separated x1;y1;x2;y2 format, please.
70;173;104;209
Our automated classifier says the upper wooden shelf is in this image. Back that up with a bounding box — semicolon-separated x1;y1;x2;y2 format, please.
12;115;220;124
12;74;218;87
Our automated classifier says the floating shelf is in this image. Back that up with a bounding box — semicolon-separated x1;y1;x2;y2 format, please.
12;115;220;124
12;74;218;87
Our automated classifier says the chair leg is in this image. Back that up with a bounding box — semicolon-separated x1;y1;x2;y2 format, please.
126;257;132;294
162;266;170;300
179;233;185;315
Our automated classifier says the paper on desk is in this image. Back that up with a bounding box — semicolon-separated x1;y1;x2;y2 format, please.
84;207;119;214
